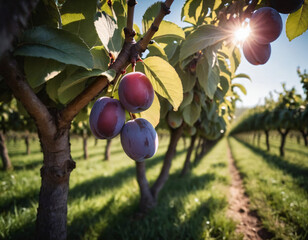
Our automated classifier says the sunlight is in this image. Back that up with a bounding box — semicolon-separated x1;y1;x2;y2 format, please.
234;25;251;43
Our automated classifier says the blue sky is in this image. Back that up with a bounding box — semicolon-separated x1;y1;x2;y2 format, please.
134;1;308;107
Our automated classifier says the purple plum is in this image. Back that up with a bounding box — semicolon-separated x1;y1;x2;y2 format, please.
118;72;154;113
89;97;126;139
120;118;158;161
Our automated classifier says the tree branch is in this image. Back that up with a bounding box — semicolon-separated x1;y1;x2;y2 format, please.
138;0;173;51
0;54;56;138
59;0;175;126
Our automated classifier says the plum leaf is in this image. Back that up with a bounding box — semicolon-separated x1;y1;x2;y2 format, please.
286;1;308;41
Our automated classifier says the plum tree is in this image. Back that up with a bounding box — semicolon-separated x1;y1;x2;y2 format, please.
249;7;282;44
270;0;304;14
243;39;271;65
118;72;154;113
89;97;126;139
120;118;158;161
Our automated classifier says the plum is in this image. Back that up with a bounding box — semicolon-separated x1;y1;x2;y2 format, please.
243;39;271;65
270;0;304;14
118;72;154;113
120;118;158;161
89;97;126;139
249;7;282;44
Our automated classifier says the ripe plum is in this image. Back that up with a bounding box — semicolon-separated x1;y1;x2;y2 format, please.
118;72;154;113
89;97;126;139
249;7;282;44
243;39;271;65
120;118;158;161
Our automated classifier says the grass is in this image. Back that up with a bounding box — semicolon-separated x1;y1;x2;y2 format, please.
229;136;308;240
0;136;238;240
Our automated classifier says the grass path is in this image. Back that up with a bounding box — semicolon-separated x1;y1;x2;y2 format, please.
229;137;308;240
227;141;273;240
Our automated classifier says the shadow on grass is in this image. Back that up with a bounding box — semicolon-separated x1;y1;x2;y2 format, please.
235;137;308;193
68;149;186;201
67;172;218;240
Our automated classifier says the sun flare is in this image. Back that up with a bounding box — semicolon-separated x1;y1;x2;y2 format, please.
234;25;251;42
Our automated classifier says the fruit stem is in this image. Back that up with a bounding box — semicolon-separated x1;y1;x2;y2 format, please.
131;63;136;72
129;112;136;120
110;73;123;98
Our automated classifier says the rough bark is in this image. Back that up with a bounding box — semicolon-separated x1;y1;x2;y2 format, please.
0;131;13;171
36;129;75;240
265;130;270;152
180;134;197;177
104;139;112;161
136;125;184;213
278;128;289;157
82;135;88;160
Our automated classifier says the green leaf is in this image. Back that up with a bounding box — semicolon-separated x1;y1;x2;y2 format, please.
181;0;205;25
31;0;61;28
139;93;160;127
15;26;93;69
61;0;98;47
46;70;67;103
196;51;220;99
286;1;308;41
94;12;122;56
231;46;241;74
142;2;161;34
147;42;168;61
180;25;226;61
90;46;110;70
138;56;183;111
156;38;180;61
179;90;194;110
232;73;251;81
232;83;247;95
24;57;65;88
183;101;201;126
153;21;185;41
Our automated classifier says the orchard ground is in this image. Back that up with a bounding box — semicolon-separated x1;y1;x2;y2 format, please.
1;132;308;240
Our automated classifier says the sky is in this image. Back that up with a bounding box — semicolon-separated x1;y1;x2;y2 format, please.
133;1;308;108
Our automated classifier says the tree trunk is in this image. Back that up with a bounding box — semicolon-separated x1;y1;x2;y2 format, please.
300;130;307;147
257;132;261;147
36;129;75;240
136;161;156;213
104;139;112;161
83;135;88;159
265;130;270;152
136;125;184;213
180;134;196;177
94;138;98;146
25;135;31;155
278;129;289;157
0;131;13;171
194;137;201;163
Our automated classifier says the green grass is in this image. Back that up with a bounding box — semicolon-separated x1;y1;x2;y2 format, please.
0;136;238;240
229;136;308;240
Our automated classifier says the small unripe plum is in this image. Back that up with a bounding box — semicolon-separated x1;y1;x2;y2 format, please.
270;0;304;14
89;97;126;139
120;118;158;161
243;39;271;65
167;111;183;129
249;7;282;44
118;72;154;113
